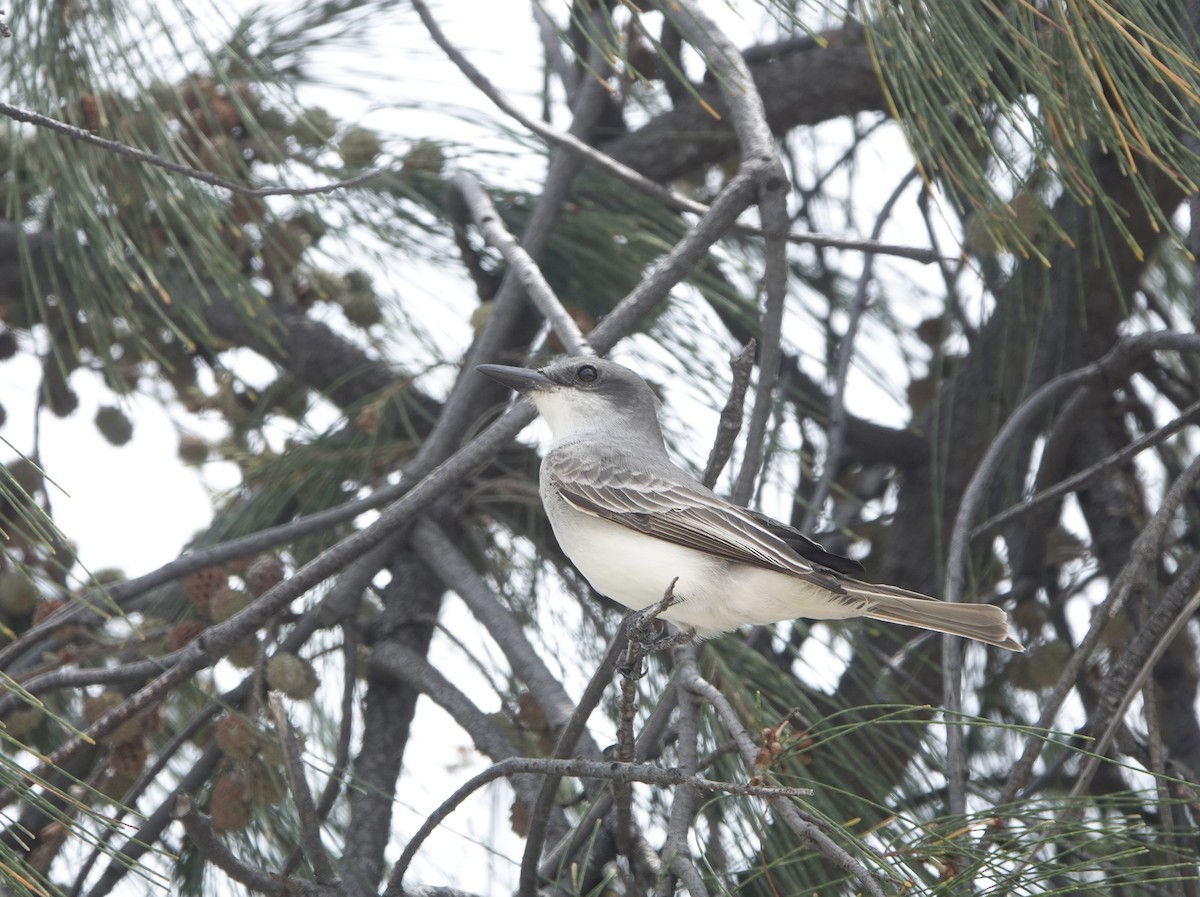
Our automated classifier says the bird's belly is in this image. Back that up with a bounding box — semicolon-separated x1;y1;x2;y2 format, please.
550;509;720;610
547;507;859;637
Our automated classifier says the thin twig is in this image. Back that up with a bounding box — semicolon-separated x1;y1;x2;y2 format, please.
384;755;814;896
0;658;179;717
803;168;920;533
532;0;578;101
971;398;1200;540
172;795;337;897
535;677;685;886
998;452;1200;809
657;643;708;897
68;700;226;897
0;16;936;263
0;100;388;199
654;0;788;507
610;586;683;891
589;170;758;353
515;624;630;897
0;472;434;671
679;658;888;897
420;49;607;463
1074;550;1200;799
702;340;757;489
268;693;338;886
446;172;592;356
994;526;1200;890
1141;678;1186;897
936;331;1200;815
85;744;223;897
368;641;525;770
398;43;608;743
285;622;359;876
410;519;602;757
0;405;532;812
409;0;937;264
73;570;367;897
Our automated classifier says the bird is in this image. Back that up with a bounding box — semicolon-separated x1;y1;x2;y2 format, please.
477;356;1023;651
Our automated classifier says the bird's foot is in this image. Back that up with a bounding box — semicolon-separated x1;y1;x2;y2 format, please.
621;579;690;677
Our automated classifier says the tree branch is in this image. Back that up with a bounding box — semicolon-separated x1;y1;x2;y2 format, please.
411;4;935;262
802;168;920;532
971;398;1200;540
1000;449;1200;804
679;657;889;897
172;795;337;897
445;172;592;356
409;519;603;759
0;100;389;199
516;624;630;897
701;340;756;489
268;694;339;886
654;0;788;506
385;755;812;897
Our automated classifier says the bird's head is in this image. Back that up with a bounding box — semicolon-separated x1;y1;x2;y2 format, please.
477;356;665;448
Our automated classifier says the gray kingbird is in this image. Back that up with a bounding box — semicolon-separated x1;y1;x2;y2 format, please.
478;356;1023;651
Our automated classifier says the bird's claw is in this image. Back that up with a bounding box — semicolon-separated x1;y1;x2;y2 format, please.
620;579;691;677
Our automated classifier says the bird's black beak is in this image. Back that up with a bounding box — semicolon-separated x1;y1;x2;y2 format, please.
475;363;554;395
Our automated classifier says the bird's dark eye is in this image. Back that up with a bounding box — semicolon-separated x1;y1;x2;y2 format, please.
576;364;598;383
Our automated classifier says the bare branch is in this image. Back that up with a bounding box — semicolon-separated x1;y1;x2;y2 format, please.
368;640;523;763
0;100;389;199
936;332;1200;808
652;0;788;505
702;340;756;489
516;624;630;897
991;464;1200;888
590;170;759;352
0;658;179;717
172;795;337;897
609;590;685;892
411;1;936;264
284;621;358;874
532;1;578;100
385;755;814;897
268;694;339;886
68;700;223;897
410;518;603;756
679;657;888;897
421;30;610;466
657;644;707;897
972;398;1200;540
802;168;920;533
445;172;592;356
85;744;223;897
1077;545;1200;795
0;476;422;671
0;405;531;811
1001;450;1200;804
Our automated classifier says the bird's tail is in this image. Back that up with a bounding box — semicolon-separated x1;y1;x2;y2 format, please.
845;580;1024;651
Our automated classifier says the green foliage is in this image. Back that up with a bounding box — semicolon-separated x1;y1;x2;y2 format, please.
867;0;1200;260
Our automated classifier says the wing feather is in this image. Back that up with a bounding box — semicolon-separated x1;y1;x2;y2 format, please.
740;507;864;574
546;454;847;594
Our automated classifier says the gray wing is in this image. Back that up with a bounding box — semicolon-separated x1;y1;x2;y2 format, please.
545;453;848;594
740;507;864;575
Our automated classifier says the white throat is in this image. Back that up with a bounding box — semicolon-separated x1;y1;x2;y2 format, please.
530;389;621;447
